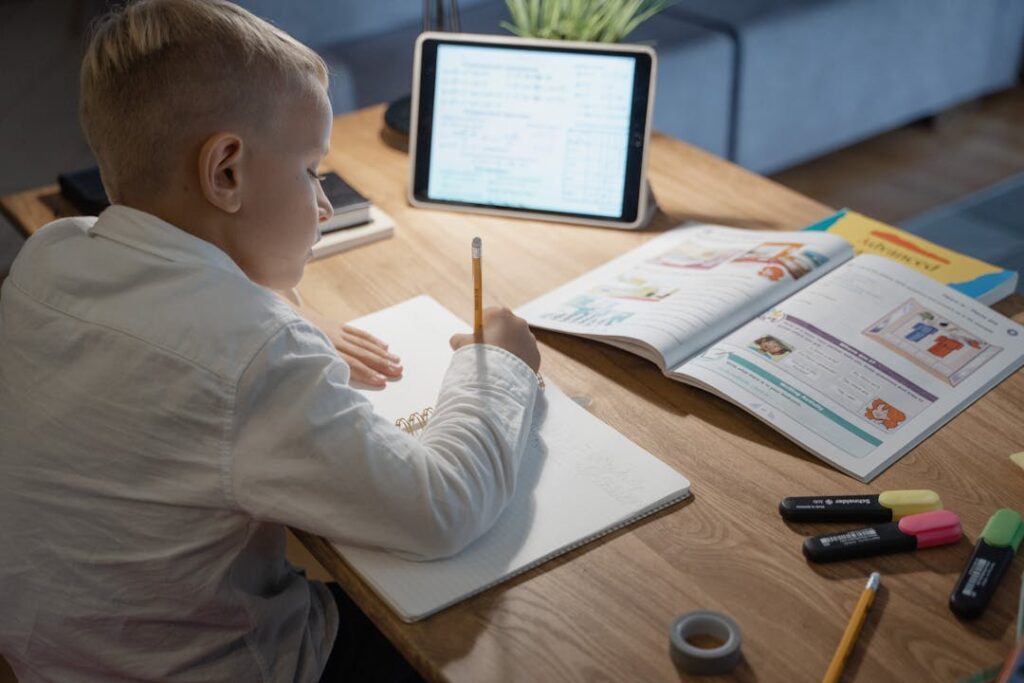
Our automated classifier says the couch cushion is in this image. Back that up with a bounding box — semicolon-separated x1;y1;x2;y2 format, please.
668;0;1024;172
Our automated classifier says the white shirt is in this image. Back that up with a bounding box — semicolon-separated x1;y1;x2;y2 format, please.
0;206;538;682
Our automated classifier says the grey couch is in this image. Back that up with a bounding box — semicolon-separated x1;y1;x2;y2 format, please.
238;0;1024;173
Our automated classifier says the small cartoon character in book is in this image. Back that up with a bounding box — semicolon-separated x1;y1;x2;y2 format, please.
864;398;907;431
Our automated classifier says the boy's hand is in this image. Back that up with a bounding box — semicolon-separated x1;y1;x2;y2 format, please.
276;289;402;387
450;307;541;373
324;321;403;388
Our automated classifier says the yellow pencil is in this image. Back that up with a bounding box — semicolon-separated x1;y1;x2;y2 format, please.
823;572;881;683
472;237;483;339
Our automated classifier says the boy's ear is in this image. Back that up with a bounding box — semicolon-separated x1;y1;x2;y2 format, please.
197;133;244;214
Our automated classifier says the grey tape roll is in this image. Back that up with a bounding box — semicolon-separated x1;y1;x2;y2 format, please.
669;611;743;675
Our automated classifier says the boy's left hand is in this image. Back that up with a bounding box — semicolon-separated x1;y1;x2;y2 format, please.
277;290;402;387
319;318;403;388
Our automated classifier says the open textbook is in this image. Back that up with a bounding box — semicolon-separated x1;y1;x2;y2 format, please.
517;224;1024;482
330;296;690;622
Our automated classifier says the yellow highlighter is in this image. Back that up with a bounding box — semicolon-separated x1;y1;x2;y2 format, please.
823;572;881;683
779;490;941;523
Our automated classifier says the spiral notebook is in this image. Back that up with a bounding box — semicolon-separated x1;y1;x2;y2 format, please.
330;296;691;622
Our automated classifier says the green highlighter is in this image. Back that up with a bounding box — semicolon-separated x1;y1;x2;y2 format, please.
949;509;1024;619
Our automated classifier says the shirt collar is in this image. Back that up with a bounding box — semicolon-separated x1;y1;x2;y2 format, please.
88;205;248;279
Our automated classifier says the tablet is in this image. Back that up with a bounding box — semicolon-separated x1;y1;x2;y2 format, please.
409;32;657;229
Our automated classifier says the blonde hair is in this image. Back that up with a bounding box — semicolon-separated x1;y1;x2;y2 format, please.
80;0;329;201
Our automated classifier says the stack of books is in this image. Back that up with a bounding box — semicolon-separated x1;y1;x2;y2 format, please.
313;172;394;259
56;166;394;260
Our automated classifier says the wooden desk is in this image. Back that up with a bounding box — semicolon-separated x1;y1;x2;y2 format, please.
4;105;1023;682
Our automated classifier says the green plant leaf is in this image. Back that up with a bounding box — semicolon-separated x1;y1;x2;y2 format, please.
612;0;642;41
499;20;525;37
628;4;673;38
504;0;527;34
499;0;673;41
528;0;541;34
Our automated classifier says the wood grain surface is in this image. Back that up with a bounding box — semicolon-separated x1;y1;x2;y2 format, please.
4;104;1022;683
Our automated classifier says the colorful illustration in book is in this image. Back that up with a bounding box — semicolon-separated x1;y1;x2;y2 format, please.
734;242;829;281
590;272;678;301
904;314;939;342
927;335;978;357
647;240;747;270
750;335;793;361
540;295;634;327
863;398;907;431
863;299;1002;386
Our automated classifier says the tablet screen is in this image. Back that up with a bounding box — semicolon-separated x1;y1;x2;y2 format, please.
412;37;653;224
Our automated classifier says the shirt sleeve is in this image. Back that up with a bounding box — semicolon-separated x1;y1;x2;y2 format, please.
230;321;538;560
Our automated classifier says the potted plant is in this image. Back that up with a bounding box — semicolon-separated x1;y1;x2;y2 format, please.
502;0;674;43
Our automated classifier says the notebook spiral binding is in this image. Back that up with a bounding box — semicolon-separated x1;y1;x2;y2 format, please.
393;373;544;436
395;407;434;435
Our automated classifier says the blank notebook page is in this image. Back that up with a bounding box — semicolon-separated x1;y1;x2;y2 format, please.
331;295;691;621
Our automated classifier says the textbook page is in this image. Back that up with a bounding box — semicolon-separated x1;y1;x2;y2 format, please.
330;296;691;621
674;255;1024;481
517;224;853;370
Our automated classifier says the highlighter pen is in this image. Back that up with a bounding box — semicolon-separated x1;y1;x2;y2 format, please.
803;510;961;563
949;509;1024;619
780;489;941;523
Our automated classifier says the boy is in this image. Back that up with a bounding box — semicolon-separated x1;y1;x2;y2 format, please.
0;1;541;681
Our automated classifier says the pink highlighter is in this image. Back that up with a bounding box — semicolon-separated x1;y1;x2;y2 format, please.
803;510;962;563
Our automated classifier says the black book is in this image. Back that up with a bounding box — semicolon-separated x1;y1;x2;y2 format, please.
320;172;371;233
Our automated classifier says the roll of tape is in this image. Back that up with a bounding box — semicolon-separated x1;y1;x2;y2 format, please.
669;610;742;675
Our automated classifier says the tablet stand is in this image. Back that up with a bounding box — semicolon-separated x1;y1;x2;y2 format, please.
639;180;658;229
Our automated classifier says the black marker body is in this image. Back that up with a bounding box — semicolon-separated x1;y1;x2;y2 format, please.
803;522;915;563
949;540;1014;619
780;495;891;523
